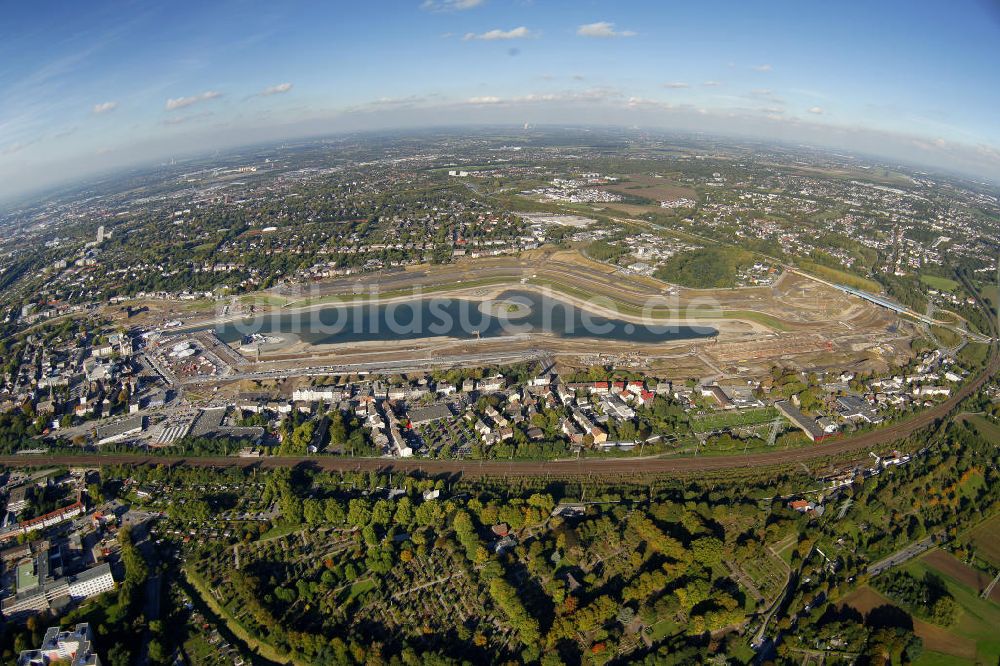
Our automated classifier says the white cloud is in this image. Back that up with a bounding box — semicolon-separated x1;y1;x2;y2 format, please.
92;101;118;114
577;22;636;38
808;106;824;114
462;88;622;107
165;90;222;111
702;80;721;87
258;82;293;96
663;82;689;89
463;26;532;41
753;64;773;72
421;0;483;11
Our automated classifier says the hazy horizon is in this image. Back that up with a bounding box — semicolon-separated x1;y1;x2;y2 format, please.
3;0;1000;200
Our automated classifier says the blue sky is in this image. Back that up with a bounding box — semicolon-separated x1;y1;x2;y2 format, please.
3;0;1000;198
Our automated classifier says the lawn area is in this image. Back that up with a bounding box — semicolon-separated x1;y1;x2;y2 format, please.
525;277;791;331
347;578;376;601
240;293;290;307
976;282;998;309
934;310;961;325
921;274;960;292
258;522;303;542
648;617;679;641
957;343;990;369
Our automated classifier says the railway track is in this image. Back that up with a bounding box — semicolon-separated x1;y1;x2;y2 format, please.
0;348;993;477
4;278;995;478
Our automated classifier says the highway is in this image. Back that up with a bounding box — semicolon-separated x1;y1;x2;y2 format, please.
868;535;937;576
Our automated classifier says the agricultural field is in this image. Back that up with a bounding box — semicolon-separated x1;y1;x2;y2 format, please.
906;553;1000;665
599;174;697;204
843;547;1000;665
921;550;992;594
840;586;981;664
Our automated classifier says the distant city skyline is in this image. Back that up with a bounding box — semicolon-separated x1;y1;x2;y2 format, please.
3;0;1000;198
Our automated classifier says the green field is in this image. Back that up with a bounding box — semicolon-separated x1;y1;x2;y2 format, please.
347;578;376;601
526;277;792;331
963;414;1000;444
957;343;990;369
921;274;960;292
964;511;1000;567
692;407;780;432
930;324;963;347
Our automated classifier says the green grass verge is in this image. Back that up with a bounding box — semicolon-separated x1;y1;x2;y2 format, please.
796;261;881;293
184;566;298;665
241;273;794;332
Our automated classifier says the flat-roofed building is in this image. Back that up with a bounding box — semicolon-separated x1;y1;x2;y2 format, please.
2;559;114;621
407;403;453;426
95;416;144;445
6;485;29;514
774;400;830;442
